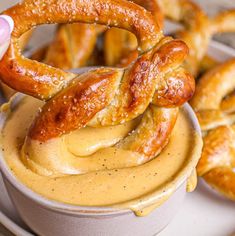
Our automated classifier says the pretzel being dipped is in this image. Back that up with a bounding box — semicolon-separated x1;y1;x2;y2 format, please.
0;0;194;176
0;0;164;100
191;59;235;201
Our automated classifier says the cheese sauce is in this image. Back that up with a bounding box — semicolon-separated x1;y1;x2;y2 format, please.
1;96;202;216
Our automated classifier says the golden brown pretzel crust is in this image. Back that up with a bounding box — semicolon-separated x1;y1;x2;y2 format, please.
29;38;191;141
0;0;194;159
0;29;33;100
192;59;235;200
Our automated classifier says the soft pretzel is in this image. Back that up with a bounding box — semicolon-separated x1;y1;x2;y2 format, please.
43;24;99;69
191;59;235;200
211;10;235;34
157;0;235;76
0;0;194;171
29;38;191;142
38;23;105;69
191;59;235;131
197;125;235;201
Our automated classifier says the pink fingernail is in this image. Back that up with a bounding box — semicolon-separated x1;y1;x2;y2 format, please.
0;15;14;45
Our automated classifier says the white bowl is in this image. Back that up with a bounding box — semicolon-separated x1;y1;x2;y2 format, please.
0;93;202;236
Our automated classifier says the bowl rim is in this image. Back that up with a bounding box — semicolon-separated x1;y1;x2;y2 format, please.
0;93;202;217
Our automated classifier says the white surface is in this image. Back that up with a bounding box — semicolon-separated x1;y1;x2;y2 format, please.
0;39;234;236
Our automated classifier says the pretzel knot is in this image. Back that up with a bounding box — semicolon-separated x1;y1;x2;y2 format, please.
191;59;235;200
0;0;194;175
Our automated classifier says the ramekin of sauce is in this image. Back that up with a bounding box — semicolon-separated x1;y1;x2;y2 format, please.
0;86;202;236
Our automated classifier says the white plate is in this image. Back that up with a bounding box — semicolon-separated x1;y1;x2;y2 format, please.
0;36;235;236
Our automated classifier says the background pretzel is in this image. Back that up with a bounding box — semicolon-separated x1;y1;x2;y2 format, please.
191;59;235;201
31;24;105;69
157;0;235;77
0;0;194;177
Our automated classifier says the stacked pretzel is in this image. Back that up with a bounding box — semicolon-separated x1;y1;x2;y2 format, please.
191;59;235;201
0;0;194;174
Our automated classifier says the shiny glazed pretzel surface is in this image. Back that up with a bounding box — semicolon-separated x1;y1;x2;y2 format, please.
191;59;235;201
0;0;194;161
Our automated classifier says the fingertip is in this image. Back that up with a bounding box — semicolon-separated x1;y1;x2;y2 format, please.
0;15;14;33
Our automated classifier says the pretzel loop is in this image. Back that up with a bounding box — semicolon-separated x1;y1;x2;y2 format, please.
0;0;161;100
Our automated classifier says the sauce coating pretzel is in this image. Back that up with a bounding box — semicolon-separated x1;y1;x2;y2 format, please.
191;59;235;200
0;0;194;161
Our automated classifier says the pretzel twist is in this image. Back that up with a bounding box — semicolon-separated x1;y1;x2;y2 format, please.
0;0;194;166
191;59;235;200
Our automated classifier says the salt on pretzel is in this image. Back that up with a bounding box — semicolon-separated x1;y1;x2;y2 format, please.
103;0;193;109
0;0;194;163
191;59;235;200
104;0;163;67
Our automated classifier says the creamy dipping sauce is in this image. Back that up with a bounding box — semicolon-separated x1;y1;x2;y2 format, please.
1;96;202;216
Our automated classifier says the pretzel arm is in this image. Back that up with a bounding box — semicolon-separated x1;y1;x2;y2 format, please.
203;168;235;201
191;59;235;111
